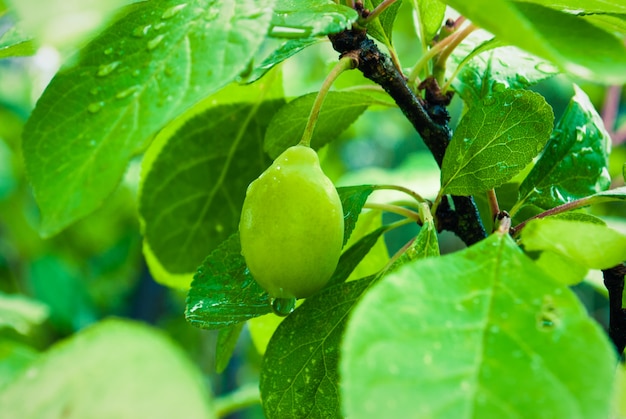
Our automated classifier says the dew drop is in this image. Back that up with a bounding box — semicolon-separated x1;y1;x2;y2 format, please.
115;86;140;100
97;61;121;77
132;24;152;38
147;34;165;50
89;87;100;96
103;47;113;55
154;22;167;31
271;298;296;316
88;101;105;113
162;3;187;19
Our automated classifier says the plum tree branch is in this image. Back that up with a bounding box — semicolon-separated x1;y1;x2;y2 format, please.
603;263;626;356
328;29;487;245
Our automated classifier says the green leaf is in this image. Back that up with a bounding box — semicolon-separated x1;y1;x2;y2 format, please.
0;342;38;390
0;292;48;335
328;225;387;287
264;91;374;159
450;33;559;104
364;0;404;47
415;0;447;45
0;319;214;419
337;185;376;244
584;186;626;206
441;89;554;195
390;210;439;270
269;0;358;38
521;218;626;271
139;100;283;279
517;84;611;211
513;0;626;14
260;277;374;418
443;0;626;83
0;25;36;58
215;323;244;373
341;232;616;418
23;0;275;236
185;234;272;330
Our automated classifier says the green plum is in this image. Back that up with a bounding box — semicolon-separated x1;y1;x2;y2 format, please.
239;145;344;299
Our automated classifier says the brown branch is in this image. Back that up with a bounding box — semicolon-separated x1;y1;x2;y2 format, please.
328;29;487;246
603;263;626;356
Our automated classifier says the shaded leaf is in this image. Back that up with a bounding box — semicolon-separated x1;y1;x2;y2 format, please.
269;0;358;38
441;89;554;195
341;232;616;418
517;84;611;211
443;0;626;83
264;91;374;159
139;100;283;279
260;277;374;419
185;234;272;330
215;323;244;373
23;0;275;236
0;320;214;419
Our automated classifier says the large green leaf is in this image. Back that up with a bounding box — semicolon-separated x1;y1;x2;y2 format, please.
260;277;374;418
450;32;559;104
517;85;611;211
441;89;554;195
264;91;376;159
0;320;214;419
341;232;616;418
443;0;626;83
23;0;275;236
139;100;283;280
259;217;439;418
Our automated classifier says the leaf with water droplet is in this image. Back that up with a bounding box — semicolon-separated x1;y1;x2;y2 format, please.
260;276;375;418
441;89;554;196
517;84;611;212
269;0;358;39
449;31;559;104
22;0;275;236
341;232;616;418
444;0;626;83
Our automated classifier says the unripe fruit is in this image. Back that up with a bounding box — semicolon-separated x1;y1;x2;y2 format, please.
239;145;344;299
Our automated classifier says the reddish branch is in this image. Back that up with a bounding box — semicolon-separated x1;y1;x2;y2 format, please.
328;29;487;245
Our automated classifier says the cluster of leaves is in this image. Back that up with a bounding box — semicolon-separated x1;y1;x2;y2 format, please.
1;0;626;418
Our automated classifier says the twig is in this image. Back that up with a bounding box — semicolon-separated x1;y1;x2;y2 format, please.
603;263;626;356
328;29;487;246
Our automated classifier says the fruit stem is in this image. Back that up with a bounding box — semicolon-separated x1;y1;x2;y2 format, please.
299;55;358;148
374;184;428;204
364;202;422;223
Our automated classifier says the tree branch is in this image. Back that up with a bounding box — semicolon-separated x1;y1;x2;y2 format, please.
603;263;626;356
328;29;487;246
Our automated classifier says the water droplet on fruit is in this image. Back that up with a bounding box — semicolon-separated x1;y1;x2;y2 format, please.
271;298;296;316
147;34;165;50
162;3;187;19
97;61;121;77
88;101;105;113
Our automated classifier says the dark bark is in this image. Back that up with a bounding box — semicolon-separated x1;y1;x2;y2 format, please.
328;30;487;245
603;263;626;356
